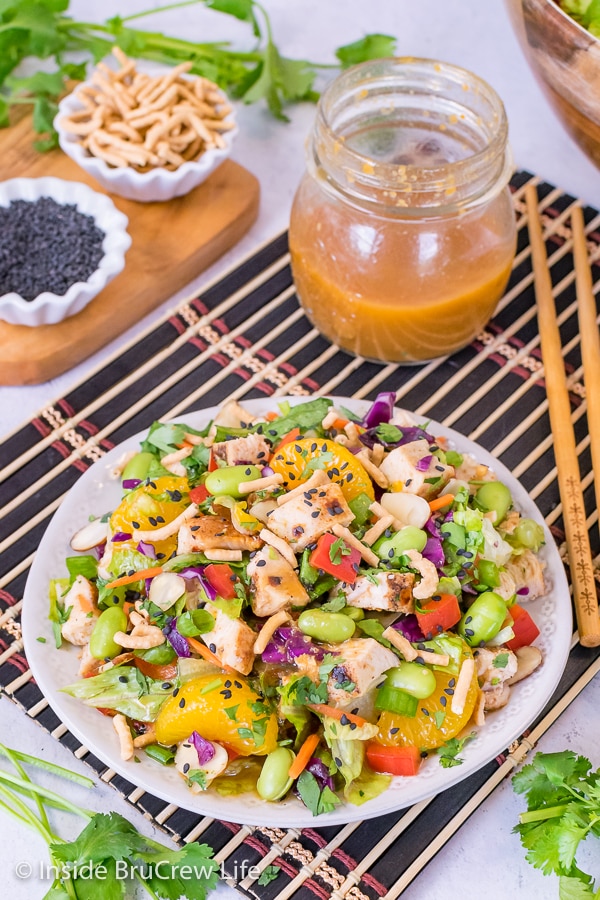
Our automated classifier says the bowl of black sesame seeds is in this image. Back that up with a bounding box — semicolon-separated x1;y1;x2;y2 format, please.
0;176;131;326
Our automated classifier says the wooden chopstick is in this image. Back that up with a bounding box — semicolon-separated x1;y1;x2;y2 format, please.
571;206;600;520
525;183;600;648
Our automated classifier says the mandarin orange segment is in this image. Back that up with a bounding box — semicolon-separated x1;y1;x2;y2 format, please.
110;474;190;558
269;438;374;502
155;674;278;756
376;649;480;751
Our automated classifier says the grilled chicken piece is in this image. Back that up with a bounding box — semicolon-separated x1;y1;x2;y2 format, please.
77;643;103;677
504;549;546;601
379;439;453;499
342;571;415;613
326;638;397;705
265;482;353;552
473;646;518;691
61;575;99;646
247;546;310;617
201;603;257;675
177;515;262;554
212;432;272;467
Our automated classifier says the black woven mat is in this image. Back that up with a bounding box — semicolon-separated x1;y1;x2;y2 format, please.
1;170;600;900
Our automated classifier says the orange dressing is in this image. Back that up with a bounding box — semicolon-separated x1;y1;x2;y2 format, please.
289;183;515;363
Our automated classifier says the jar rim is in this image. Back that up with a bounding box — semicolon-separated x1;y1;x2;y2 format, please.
311;56;510;211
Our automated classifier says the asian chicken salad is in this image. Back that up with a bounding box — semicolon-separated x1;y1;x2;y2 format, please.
50;394;547;816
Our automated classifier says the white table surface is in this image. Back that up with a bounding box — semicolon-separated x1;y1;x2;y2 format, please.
2;1;600;898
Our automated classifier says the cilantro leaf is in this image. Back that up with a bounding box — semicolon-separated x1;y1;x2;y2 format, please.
437;732;475;769
289;675;328;706
336;33;397;68
186;770;208;792
329;536;352;565
50;812;145;865
296;770;342;816
139;842;219;900
512;751;600;894
257;864;281;886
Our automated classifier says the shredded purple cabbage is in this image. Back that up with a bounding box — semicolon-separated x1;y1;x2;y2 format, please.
392;614;425;643
425;516;442;538
516;586;529;596
362;391;396;428
137;540;156;558
178;566;217;602
163;619;191;658
359;423;435;451
261;465;275;477
190;731;215;766
421;536;445;569
111;532;132;542
415;454;433;472
122;478;142;490
306;757;335;791
261;626;326;664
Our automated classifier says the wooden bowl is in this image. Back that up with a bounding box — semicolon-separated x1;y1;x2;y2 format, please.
506;0;600;167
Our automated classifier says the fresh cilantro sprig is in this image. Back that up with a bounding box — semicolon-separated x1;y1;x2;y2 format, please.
0;1;396;148
0;742;219;899
436;732;475;769
512;750;600;897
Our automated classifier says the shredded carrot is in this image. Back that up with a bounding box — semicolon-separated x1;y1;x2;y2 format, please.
78;594;94;613
288;732;320;780
308;704;369;728
428;493;455;512
331;417;349;431
264;411;279;421
104;565;164;589
187;636;237;675
122;601;135;617
270;426;301;456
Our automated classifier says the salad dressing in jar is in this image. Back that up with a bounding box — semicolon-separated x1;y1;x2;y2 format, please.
289;58;517;363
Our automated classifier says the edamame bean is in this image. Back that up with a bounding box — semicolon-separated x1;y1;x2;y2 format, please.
475;481;512;524
90;606;128;659
341;605;365;622
298;609;356;643
385;662;437;699
204;464;262;498
375;526;427;561
457;590;507;646
256;747;296;801
122;451;155;485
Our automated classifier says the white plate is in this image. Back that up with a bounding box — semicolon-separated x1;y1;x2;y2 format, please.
22;396;572;827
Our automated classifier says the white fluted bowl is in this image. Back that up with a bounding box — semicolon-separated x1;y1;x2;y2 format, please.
0;176;130;327
55;81;237;203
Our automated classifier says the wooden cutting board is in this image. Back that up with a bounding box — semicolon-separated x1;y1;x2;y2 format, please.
0;110;260;386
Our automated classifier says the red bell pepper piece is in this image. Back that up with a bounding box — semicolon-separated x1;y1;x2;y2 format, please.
204;563;238;599
208;450;218;472
366;743;422;776
189;483;209;504
505;603;540;650
415;593;462;639
309;532;361;585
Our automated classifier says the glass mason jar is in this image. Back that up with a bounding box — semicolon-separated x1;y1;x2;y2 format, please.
289;58;517;364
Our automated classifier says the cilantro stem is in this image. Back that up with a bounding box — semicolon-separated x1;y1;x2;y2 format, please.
1;745;50;836
0;783;57;844
0;771;93;820
519;803;569;824
134;868;163;900
0;743;95;788
121;0;207;22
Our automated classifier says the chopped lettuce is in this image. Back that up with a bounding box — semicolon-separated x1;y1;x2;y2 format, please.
561;0;600;36
481;518;514;566
61;667;172;721
259;398;333;442
321;716;379;801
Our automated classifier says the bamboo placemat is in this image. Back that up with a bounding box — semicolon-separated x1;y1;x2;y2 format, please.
1;170;600;900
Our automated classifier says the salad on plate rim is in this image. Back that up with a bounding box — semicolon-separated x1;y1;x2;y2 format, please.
48;393;551;817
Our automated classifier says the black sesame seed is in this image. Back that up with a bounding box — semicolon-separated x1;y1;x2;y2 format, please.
173;688;180;697
256;559;267;567
390;727;399;734
0;197;106;300
183;762;190;774
340;714;350;726
224;680;232;688
118;675;128;683
162;682;172;690
421;708;430;716
209;643;217;653
448;678;456;687
148;517;157;527
234;681;242;689
156;516;165;524
440;696;447;707
132;521;140;529
179;698;185;708
444;688;455;695
311;510;320;518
